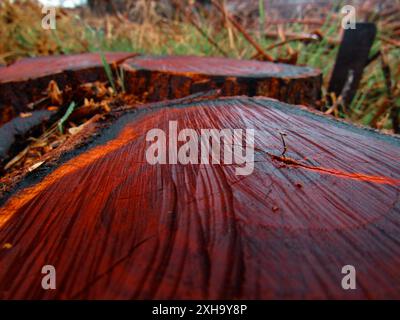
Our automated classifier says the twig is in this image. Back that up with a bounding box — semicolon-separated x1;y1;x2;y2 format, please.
380;5;400;19
112;53;140;67
251;34;321;60
211;0;274;62
265;18;325;26
264;31;340;46
370;99;391;128
184;8;228;56
365;51;381;67
326;69;354;116
379;36;400;48
279;132;288;158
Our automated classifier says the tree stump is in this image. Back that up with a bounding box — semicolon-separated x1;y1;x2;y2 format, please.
123;55;322;106
0;96;399;299
0;52;135;125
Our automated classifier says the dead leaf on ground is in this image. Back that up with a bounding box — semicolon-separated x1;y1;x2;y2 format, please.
47;80;63;105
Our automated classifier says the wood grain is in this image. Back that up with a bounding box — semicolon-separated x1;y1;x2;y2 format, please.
0;97;399;299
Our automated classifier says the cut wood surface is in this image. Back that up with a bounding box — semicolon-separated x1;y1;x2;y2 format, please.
0;52;135;125
0;53;135;83
123;55;322;106
0;97;399;299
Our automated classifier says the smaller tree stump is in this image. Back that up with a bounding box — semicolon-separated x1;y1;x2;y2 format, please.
123;55;322;106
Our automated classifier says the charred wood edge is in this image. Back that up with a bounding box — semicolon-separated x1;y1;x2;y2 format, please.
1;95;399;207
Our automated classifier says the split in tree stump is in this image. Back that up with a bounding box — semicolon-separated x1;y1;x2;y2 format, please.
123;55;322;106
0;96;399;299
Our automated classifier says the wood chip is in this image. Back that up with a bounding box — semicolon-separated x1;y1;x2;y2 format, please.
20;112;32;118
2;243;12;250
27;161;45;172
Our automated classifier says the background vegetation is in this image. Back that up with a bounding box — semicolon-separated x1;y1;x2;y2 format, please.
0;0;399;132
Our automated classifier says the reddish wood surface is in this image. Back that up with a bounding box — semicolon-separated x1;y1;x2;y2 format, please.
123;55;322;105
0;52;135;125
0;53;134;83
0;97;399;299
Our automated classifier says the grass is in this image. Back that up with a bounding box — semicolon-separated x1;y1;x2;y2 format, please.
258;0;265;35
58;101;76;134
0;0;399;132
100;51;116;93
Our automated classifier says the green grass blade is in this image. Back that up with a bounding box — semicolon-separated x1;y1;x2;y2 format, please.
100;51;116;93
259;0;265;36
58;101;76;134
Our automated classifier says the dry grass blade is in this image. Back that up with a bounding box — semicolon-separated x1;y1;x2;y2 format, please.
379;36;400;48
211;0;274;62
183;7;228;57
4;147;29;171
58;101;77;134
